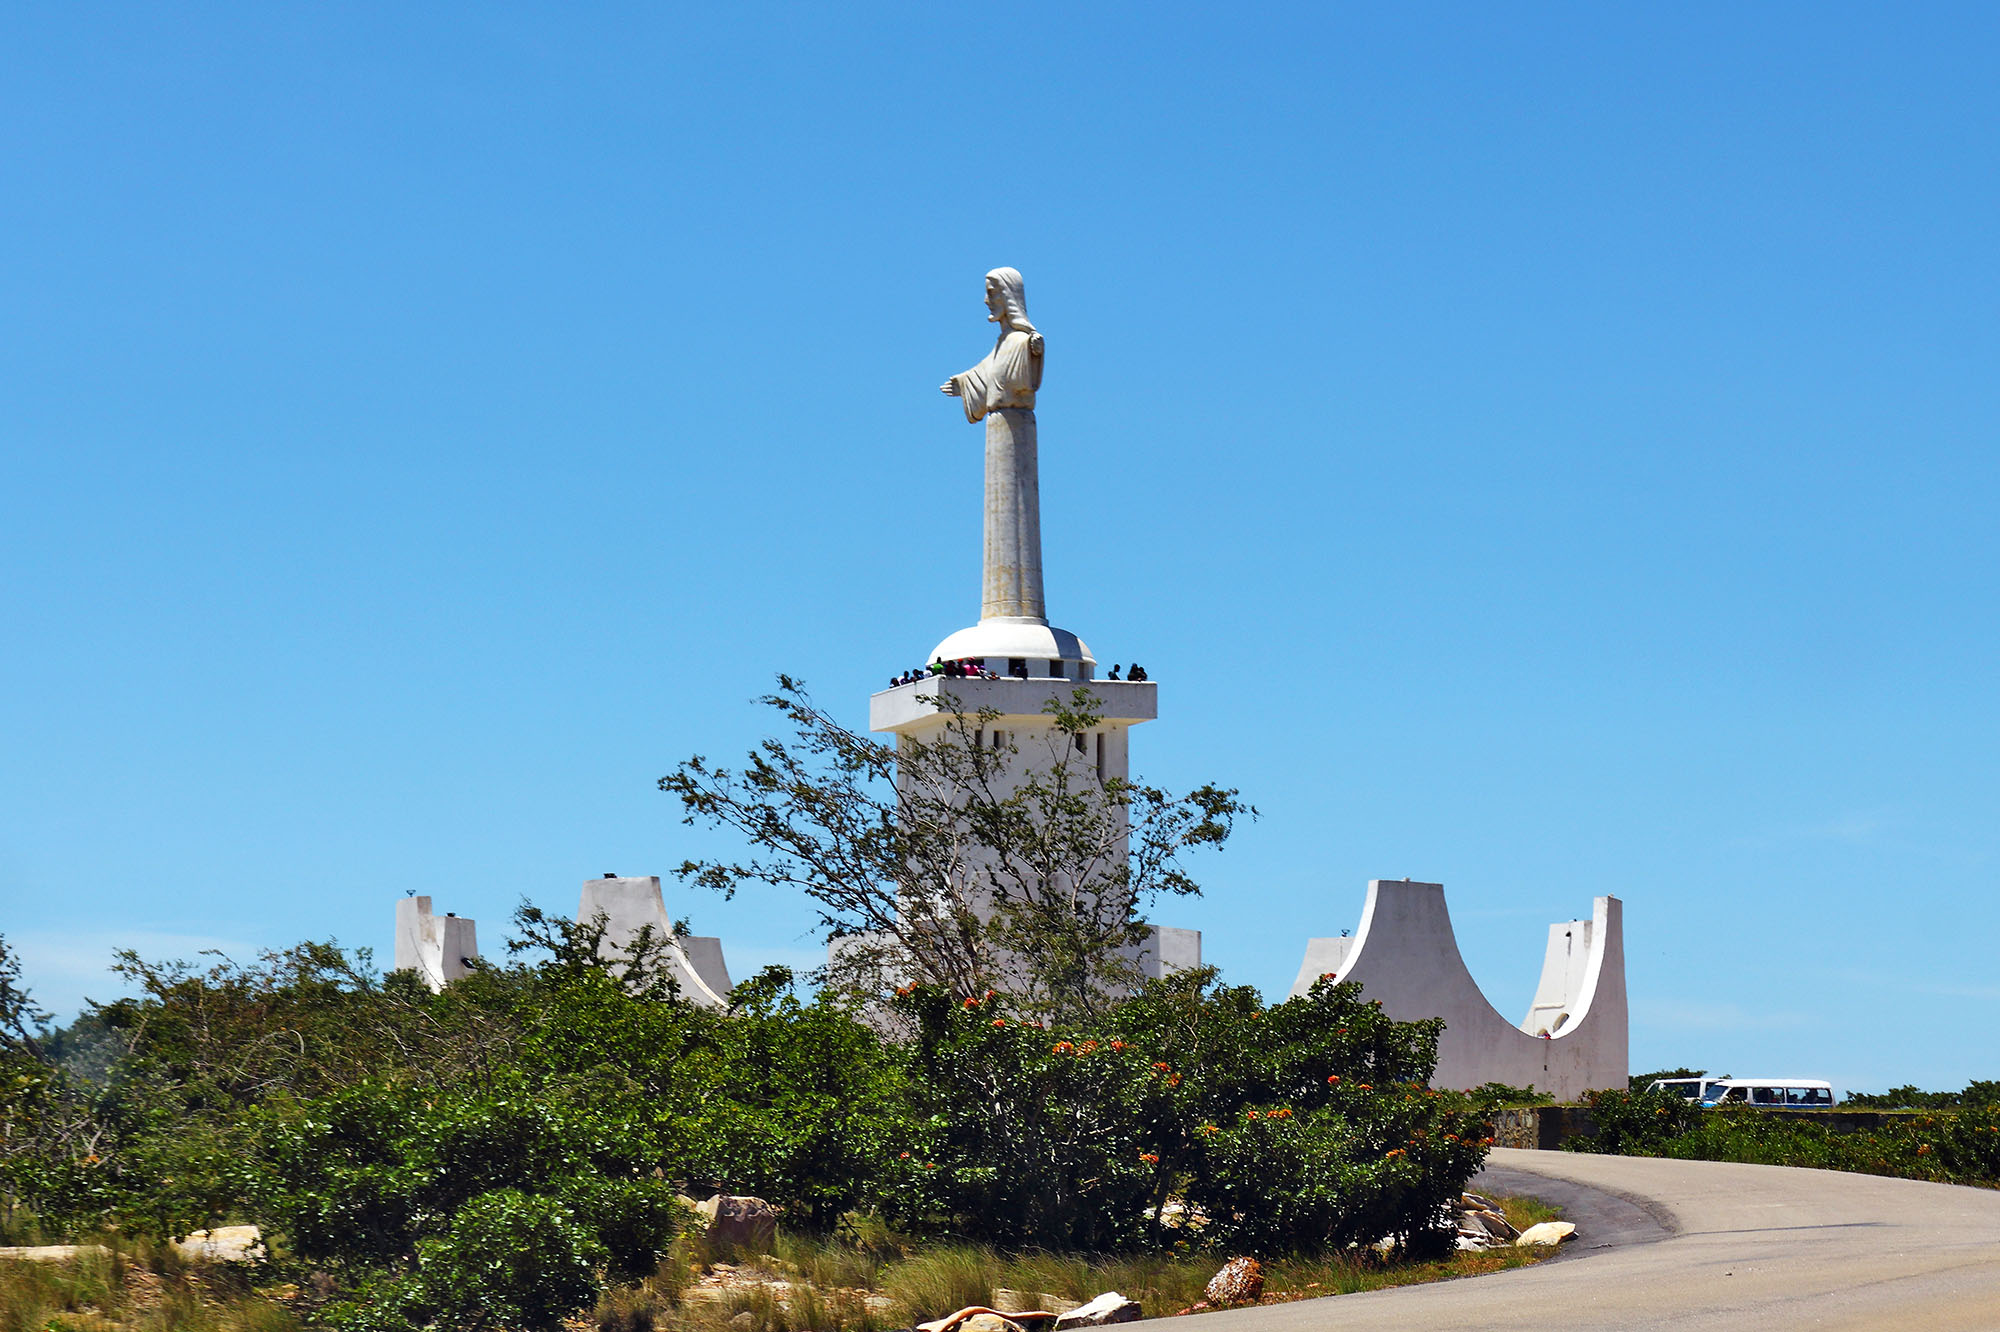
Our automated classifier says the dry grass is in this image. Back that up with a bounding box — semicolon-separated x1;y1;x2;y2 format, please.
0;1245;300;1332
619;1196;1565;1330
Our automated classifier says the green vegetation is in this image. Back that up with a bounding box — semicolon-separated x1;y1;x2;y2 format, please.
0;924;1509;1331
1627;1067;1716;1093
1569;1087;2000;1185
1842;1081;2000;1110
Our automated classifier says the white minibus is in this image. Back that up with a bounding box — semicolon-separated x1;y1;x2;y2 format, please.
1699;1078;1834;1108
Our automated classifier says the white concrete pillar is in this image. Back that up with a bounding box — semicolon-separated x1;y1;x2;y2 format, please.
393;895;478;992
982;407;1045;622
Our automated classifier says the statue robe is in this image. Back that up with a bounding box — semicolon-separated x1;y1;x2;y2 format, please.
949;329;1044;422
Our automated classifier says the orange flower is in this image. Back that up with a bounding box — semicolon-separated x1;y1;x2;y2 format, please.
1918;1144;1932;1155
1385;1148;1405;1159
1320;972;1338;981
983;989;996;1001
1152;1061;1172;1072
1359;1084;1373;1091
962;997;979;1009
1246;1109;1260;1119
1327;1074;1341;1084
1200;1123;1219;1134
991;1018;1006;1028
1081;1040;1099;1053
899;1151;911;1159
1139;1152;1160;1164
1274;1107;1293;1118
1444;1134;1458;1142
1481;1137;1494;1146
1167;1073;1182;1087
1109;1040;1126;1051
1053;1041;1075;1054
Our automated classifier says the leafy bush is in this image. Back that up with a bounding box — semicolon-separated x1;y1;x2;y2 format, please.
400;1189;604;1332
1628;1066;1712;1093
1842;1080;2000;1110
258;1084;685;1330
882;969;1488;1252
1569;1090;2000;1186
1569;1086;1705;1155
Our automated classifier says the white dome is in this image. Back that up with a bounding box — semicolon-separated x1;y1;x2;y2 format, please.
929;618;1095;665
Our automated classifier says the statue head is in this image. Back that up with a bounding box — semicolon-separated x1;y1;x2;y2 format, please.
983;267;1035;334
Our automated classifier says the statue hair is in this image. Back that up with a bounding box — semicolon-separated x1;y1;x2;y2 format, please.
985;267;1037;334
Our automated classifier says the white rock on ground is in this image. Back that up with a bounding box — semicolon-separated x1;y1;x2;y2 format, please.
174;1226;265;1262
1052;1292;1142;1328
0;1245;111;1262
1514;1220;1578;1247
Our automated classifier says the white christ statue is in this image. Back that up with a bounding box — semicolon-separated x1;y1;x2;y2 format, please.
941;267;1046;622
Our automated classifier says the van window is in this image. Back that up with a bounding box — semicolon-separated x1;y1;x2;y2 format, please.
1752;1086;1783;1105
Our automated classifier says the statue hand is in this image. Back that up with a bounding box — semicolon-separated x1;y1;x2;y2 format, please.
940;380;961;396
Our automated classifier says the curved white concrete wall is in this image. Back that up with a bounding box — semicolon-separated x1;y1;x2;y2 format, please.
1289;880;1626;1102
578;876;732;1009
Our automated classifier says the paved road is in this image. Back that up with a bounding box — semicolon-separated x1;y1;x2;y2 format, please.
1179;1147;2000;1331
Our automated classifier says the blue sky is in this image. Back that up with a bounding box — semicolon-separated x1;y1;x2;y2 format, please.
3;5;1995;1093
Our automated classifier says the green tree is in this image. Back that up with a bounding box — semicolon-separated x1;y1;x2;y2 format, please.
662;677;1250;1021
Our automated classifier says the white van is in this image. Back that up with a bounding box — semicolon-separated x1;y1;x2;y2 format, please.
1646;1075;1722;1101
1699;1078;1834;1108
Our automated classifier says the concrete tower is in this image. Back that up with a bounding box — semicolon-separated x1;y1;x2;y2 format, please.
854;269;1197;981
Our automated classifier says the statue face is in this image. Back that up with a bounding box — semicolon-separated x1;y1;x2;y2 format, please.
985;276;1006;323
